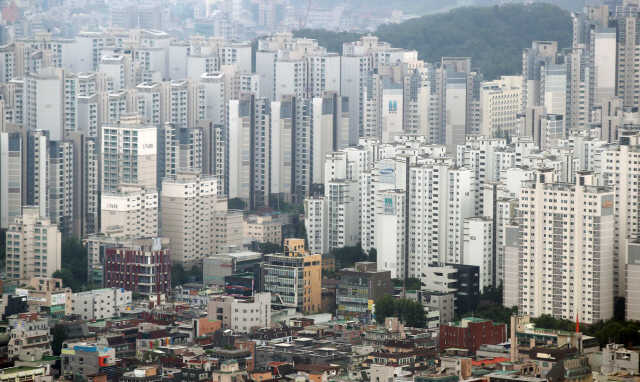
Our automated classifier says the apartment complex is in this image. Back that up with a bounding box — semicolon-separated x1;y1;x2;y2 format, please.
5;206;61;281
100;183;159;238
513;169;615;324
161;171;221;267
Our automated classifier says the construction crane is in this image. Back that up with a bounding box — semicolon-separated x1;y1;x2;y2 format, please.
299;0;312;29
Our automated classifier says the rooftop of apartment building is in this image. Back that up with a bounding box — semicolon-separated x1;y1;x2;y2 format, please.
445;317;503;327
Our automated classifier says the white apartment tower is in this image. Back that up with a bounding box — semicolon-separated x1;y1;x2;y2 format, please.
596;130;640;296
48;140;73;237
463;216;494;289
161;172;223;267
0;132;22;229
101;116;158;191
304;196;329;254
6;206;62;281
100;183;159;238
516;168;615;323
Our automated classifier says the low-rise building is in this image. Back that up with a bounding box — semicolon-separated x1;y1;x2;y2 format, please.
16;277;72;319
207;292;271;333
202;251;262;286
0;366;48;382
104;237;171;296
439;318;507;354
244;214;282;244
71;288;132;320
336;262;393;323
61;342;117;379
7;313;52;360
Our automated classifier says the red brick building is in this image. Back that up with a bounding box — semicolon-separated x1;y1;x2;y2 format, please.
439;317;508;354
105;237;171;296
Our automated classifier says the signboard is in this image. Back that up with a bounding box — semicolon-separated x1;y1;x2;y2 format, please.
379;162;396;184
601;195;614;216
629;242;640;266
29;297;46;302
16;289;28;297
383;195;396;215
51;293;66;305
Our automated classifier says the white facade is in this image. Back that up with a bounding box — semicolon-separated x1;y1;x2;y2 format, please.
161;172;223;267
6;206;62;281
100;185;158;238
517;169;614;323
463;217;494;289
71;288;132;320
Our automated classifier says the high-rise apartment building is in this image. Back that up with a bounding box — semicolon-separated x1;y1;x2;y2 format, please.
65;131;98;238
479;76;523;138
101;116;158;191
100;183;159;238
595;130;640;296
6;206;62;281
515;169;614;323
0;132;22;229
48;140;73;237
311;91;350;185
161;171;222;267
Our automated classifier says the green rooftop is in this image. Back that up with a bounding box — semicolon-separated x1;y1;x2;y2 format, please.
1;366;41;374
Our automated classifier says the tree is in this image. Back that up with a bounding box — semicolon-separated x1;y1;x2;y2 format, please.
310;183;325;196
61;237;89;287
405;277;423;291
228;197;246;210
293;3;573;81
374;294;396;324
52;324;67;356
404;300;427;328
331;244;367;268
259;242;284;255
367;248;377;262
297;224;308;250
171;264;188;286
52;269;79;292
132;292;142;300
480;283;503;304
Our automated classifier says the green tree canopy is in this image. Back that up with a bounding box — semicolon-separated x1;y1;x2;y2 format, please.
331;244;367;268
293;3;572;81
228;197;246;210
374;294;396;324
61;237;89;288
259;242;284;255
367;248;377;263
374;294;427;328
52;324;67;356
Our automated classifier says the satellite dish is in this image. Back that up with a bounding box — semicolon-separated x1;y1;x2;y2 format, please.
51;27;60;36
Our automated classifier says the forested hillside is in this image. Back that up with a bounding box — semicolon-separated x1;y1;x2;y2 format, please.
293;2;573;80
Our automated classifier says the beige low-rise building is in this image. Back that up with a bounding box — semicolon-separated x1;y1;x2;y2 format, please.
214;209;244;253
207;292;271;333
243;214;282;244
15;277;72;319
